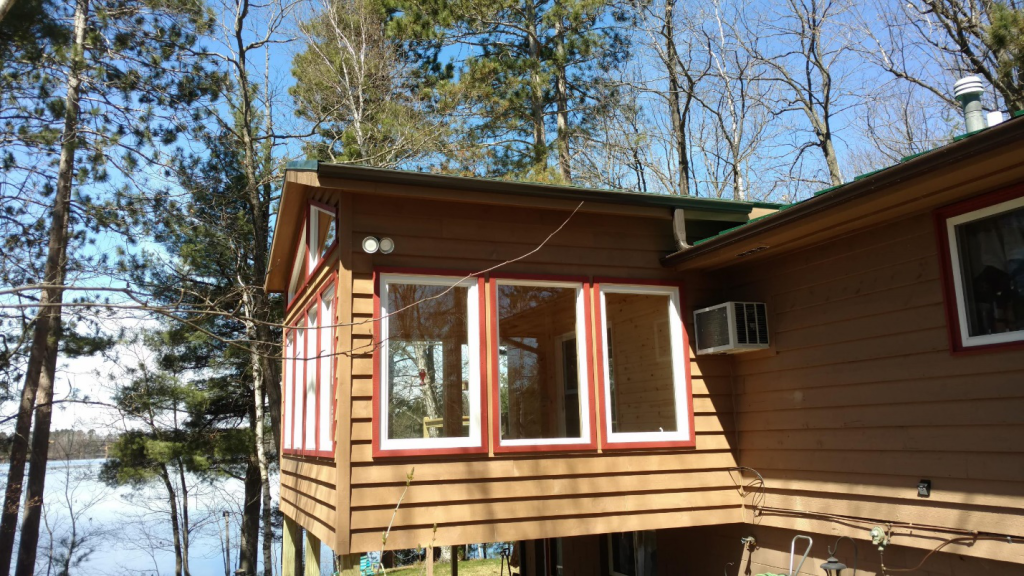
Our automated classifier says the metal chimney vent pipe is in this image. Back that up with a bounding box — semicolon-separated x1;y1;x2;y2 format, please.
954;76;987;133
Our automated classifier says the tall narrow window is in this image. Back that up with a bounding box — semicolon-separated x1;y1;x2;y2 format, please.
493;278;592;450
376;273;484;454
283;330;294;452
597;282;692;447
943;194;1024;349
318;286;335;454
305;306;318;453
292;316;306;452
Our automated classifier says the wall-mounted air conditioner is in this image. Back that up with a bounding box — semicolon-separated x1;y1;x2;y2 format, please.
694;302;769;355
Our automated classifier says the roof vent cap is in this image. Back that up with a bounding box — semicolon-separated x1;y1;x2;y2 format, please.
953;75;985;99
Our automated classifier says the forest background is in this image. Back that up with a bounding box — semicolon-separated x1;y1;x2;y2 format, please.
0;0;1021;574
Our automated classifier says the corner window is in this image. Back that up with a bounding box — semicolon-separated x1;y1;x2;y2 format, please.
596;282;692;448
376;273;485;454
491;278;593;451
944;194;1024;348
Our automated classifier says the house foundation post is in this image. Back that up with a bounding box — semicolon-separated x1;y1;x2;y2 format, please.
304;530;321;576
282;516;302;576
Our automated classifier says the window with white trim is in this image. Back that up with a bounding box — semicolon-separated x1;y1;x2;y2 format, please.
309;203;337;268
282;282;336;456
944;195;1024;348
378;274;482;452
494;279;590;447
597;283;691;445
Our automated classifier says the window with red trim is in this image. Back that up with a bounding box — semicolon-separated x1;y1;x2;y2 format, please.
938;189;1024;351
491;278;594;451
595;282;693;449
374;273;485;455
282;281;336;457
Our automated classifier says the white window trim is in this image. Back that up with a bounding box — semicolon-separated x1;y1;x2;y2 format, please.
946;195;1024;348
308;204;336;270
495;279;592;448
598;283;691;445
378;273;483;452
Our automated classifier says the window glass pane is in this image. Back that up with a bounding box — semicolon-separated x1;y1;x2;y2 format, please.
605;293;677;434
955;205;1024;338
386;283;471;440
293;321;305;451
319;289;335;451
610;533;636;576
315;207;336;260
497;284;582;441
305;307;318;449
284;331;294;450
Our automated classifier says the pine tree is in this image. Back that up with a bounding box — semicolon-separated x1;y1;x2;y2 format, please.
387;0;629;180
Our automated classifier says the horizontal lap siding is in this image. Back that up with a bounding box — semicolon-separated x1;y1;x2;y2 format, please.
280;455;337;545
723;212;1024;562
344;193;741;552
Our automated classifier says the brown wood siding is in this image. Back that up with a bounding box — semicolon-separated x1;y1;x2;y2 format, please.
342;192;741;553
280;455;336;545
658;524;1024;575
717;211;1024;565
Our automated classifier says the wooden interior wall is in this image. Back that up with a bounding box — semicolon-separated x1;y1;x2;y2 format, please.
342;191;742;553
659;523;1024;576
605;293;677;433
717;211;1024;565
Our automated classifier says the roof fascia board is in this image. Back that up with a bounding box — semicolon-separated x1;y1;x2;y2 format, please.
662;117;1024;270
316;163;760;215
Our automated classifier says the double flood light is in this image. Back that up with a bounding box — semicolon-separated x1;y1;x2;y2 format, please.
362;236;394;254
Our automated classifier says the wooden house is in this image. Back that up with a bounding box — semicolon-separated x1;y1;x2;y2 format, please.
264;113;1024;575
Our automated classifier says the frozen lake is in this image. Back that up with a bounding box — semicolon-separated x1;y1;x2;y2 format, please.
0;458;336;576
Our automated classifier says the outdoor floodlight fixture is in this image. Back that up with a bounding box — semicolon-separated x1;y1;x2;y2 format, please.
362;236;395;254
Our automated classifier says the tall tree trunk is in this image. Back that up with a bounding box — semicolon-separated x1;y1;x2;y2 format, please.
6;2;86;575
241;289;274;576
525;2;547;168
662;0;689;196
0;0;15;24
237;409;262;575
159;465;185;576
177;459;192;576
554;21;571;183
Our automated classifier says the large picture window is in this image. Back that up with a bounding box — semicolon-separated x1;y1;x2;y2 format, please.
491;277;594;451
942;193;1024;349
595;282;692;448
374;273;485;455
282;280;336;457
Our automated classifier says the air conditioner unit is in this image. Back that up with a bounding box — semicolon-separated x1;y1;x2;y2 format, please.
693;302;769;355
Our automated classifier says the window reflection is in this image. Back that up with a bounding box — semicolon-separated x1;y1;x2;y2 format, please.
497;284;583;441
955;205;1024;337
386;283;471;440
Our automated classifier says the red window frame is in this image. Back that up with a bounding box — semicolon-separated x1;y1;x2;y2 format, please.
592;278;695;451
282;275;338;458
371;268;490;458
934;183;1024;354
488;273;599;454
